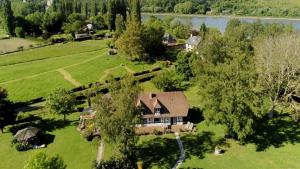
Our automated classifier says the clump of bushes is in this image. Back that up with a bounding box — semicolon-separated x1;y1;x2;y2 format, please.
49;34;74;43
81;122;95;141
15;27;25;38
17;46;24;51
11;139;32;151
153;129;163;135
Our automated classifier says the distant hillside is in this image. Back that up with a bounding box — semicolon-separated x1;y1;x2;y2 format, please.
141;0;300;17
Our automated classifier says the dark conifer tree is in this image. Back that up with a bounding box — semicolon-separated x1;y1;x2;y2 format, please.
99;0;107;14
107;0;116;30
129;0;141;22
81;0;88;17
1;0;15;36
90;0;97;16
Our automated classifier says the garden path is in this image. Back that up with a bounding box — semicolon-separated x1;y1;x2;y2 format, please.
172;132;185;169
97;140;105;162
57;68;82;87
123;65;135;74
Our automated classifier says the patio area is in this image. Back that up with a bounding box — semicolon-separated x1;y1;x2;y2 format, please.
136;124;195;135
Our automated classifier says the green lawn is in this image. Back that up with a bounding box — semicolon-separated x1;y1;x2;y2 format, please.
0;40;105;66
0;40;160;102
2;72;74;101
0;112;97;169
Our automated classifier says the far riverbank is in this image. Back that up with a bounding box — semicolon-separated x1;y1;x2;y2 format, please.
142;13;300;21
142;13;300;33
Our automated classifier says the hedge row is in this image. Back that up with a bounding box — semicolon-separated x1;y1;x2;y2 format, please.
14;67;163;107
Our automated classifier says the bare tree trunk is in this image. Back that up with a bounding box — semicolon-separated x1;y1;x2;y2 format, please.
0;127;3;134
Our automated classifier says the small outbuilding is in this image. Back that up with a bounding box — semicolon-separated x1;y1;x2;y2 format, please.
186;35;201;52
14;127;41;144
163;33;177;46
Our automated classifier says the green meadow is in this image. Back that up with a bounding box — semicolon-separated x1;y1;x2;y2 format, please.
0;40;160;102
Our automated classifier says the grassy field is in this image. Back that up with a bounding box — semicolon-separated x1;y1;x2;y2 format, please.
0;111;98;169
138;81;300;169
0;40;160;102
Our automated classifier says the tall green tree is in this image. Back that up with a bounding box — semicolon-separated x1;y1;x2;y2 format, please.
90;0;97;17
46;88;76;122
24;152;66;169
152;70;181;92
115;18;144;60
106;0;116;30
98;0;107;14
176;51;193;81
1;0;15;36
115;0;127;20
72;0;81;13
25;12;44;36
81;0;88;17
95;76;141;158
198;50;266;141
0;87;13;134
42;11;63;38
90;14;106;30
63;13;86;36
142;16;165;60
114;14;125;39
129;0;141;22
199;23;208;38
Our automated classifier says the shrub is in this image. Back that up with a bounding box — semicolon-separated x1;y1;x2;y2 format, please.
153;129;162;135
16;112;31;122
15;27;25;38
81;129;93;141
17;46;24;51
15;142;32;151
49;34;74;43
152;70;182;91
93;157;135;169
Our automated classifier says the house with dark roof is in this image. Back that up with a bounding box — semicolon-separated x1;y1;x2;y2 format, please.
186;35;201;52
136;92;189;127
163;33;177;46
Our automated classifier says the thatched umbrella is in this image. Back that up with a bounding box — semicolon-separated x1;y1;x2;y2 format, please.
14;127;40;142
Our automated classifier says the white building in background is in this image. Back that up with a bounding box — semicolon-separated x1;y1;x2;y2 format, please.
46;0;53;10
186;35;201;52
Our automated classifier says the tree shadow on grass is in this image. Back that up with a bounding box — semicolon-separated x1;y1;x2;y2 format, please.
137;137;179;169
247;114;300;151
40;133;55;146
137;132;227;169
187;107;204;124
8;118;75;134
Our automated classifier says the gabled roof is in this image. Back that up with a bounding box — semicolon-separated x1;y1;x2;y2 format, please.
186;36;201;46
163;33;176;41
137;92;189;117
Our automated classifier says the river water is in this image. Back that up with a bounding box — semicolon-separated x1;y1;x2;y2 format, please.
142;14;300;33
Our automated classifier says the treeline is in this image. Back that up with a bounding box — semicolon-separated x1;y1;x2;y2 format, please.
141;0;300;17
211;0;300;17
141;0;213;14
0;0;139;39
